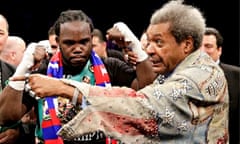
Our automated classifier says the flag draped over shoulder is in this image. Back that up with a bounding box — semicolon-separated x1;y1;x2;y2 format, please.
42;51;117;144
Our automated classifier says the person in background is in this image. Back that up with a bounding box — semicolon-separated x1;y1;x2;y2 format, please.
200;27;240;143
11;0;229;143
0;14;39;144
48;25;59;57
0;15;8;53
0;35;38;144
38;40;52;56
0;13;19;144
0;36;26;66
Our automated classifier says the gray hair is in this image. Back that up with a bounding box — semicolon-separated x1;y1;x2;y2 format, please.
150;0;206;50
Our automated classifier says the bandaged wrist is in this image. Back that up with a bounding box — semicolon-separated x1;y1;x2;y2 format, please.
60;79;90;97
13;62;32;77
113;22;148;62
8;81;25;91
129;40;148;62
13;43;36;76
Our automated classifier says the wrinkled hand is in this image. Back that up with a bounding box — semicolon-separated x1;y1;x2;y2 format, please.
10;74;62;98
0;129;19;144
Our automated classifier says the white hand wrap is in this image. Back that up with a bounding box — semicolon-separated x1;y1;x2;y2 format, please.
113;22;148;62
8;42;37;91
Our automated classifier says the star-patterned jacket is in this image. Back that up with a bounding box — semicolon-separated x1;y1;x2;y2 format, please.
57;50;229;144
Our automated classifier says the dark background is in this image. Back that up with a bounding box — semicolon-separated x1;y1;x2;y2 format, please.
1;0;239;66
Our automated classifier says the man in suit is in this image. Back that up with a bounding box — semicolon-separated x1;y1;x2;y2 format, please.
0;14;41;144
200;27;240;144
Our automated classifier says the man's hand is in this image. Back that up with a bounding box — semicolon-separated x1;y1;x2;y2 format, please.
0;129;19;144
106;27;130;48
10;74;62;98
30;44;48;72
112;22;148;62
9;42;47;91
